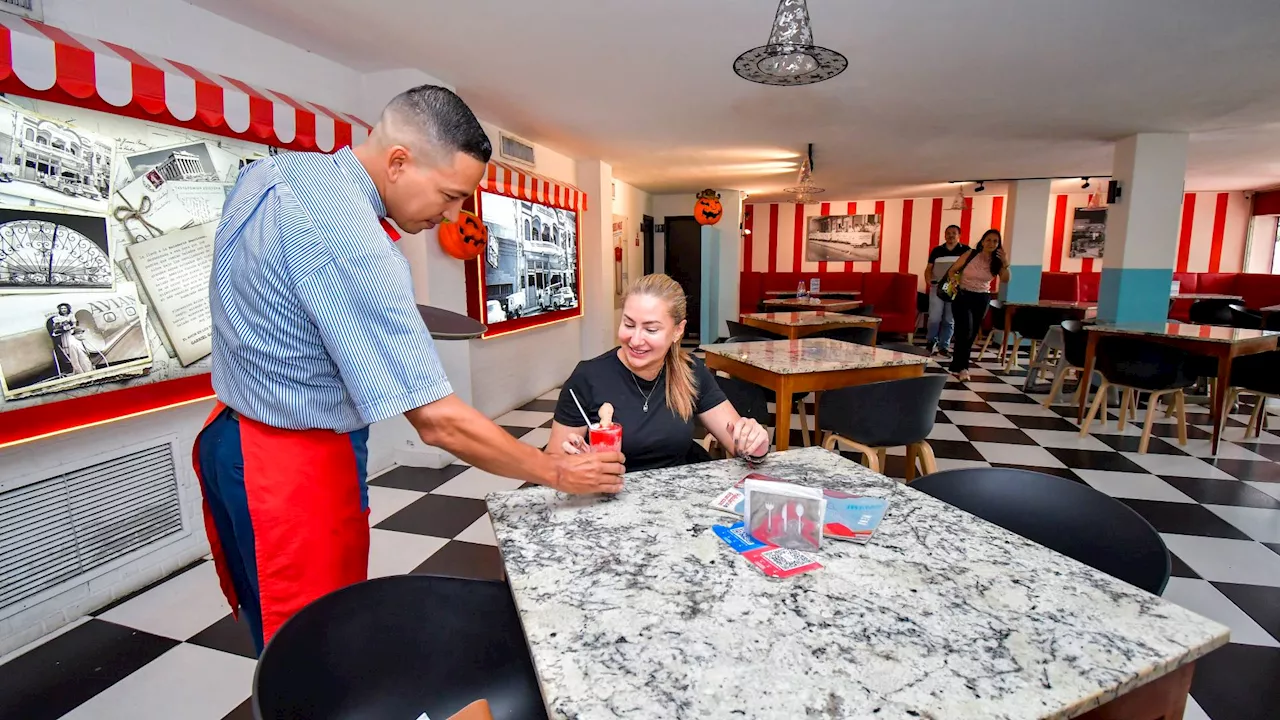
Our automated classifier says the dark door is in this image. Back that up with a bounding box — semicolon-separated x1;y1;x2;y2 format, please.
664;215;701;340
642;215;655;276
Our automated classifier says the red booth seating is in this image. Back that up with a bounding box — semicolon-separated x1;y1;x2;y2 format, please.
739;272;919;335
1039;271;1280;321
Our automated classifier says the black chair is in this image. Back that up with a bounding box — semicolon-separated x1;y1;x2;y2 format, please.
723;335;769;344
1080;337;1196;453
1042;319;1090;406
1227;304;1263;330
911;468;1171;595
1188;298;1237;326
1005;306;1068;372
726;320;778;340
818;374;947;482
1266;312;1280;332
812;325;876;346
915;291;930;334
254;576;546;720
1224;350;1280;440
976;300;1025;362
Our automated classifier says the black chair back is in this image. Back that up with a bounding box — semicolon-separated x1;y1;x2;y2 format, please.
254;576;546;720
724;335;769;344
988;300;1007;327
1227;304;1263;330
910;468;1171;595
1060;319;1089;368
1095;337;1196;391
1011;306;1067;341
1188;298;1236;326
916;291;930;313
1267;312;1280;332
714;375;772;427
817;374;947;448
726;320;773;340
813;325;876;346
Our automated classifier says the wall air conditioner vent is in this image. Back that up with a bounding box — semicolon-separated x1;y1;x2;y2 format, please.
0;0;41;21
0;442;183;612
499;132;536;168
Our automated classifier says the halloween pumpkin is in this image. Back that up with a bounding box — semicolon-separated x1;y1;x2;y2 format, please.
438;212;488;261
694;189;723;225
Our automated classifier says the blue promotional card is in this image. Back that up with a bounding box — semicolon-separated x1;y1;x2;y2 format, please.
713;521;768;554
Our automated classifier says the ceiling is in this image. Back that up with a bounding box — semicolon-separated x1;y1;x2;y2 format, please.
188;0;1280;201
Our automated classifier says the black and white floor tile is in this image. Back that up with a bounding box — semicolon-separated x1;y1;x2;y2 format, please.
2;357;1279;719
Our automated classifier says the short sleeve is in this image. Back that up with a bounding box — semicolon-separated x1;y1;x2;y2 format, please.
553;362;592;427
692;357;728;414
293;251;453;426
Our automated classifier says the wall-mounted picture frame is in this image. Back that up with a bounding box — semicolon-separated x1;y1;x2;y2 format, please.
805;213;883;262
1070;207;1107;259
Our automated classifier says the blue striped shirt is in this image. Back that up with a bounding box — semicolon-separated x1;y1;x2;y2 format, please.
209;146;453;433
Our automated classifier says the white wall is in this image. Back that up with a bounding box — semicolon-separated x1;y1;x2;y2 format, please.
651;191;743;339
1246;215;1278;274
611;179;653;328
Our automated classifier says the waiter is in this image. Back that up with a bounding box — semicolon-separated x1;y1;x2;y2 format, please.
195;85;625;655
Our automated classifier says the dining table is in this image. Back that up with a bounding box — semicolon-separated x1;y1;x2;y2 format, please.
762;297;864;313
1076;322;1280;454
701;338;928;450
763;289;863;298
487;446;1229;720
997;300;1097;367
740;310;882;342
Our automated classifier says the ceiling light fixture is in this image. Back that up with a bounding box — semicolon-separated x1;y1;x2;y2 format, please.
975;181;986;193
783;144;825;203
1081;178;1091;189
734;0;848;87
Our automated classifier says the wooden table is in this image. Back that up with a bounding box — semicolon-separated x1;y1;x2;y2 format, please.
763;289;862;298
1172;293;1245;302
702;338;928;450
998;300;1097;366
762;297;863;313
1076;322;1280;454
740;311;881;342
488;446;1229;720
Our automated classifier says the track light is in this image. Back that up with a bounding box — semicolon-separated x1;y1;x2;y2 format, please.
1082;178;1091;189
975;181;985;193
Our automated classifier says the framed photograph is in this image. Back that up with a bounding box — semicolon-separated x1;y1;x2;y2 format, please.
0;207;113;293
475;189;581;336
806;213;882;262
0;99;115;214
0;282;153;400
1070;208;1107;259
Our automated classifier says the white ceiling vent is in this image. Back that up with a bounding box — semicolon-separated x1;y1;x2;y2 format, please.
499;132;536;168
0;0;41;21
0;441;184;613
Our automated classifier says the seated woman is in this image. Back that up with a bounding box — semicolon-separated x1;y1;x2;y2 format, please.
548;273;769;472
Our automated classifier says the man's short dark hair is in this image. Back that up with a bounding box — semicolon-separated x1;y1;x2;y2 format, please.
386;84;492;164
945;224;961;234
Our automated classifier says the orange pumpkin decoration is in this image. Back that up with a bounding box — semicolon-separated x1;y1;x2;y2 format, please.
438;211;488;261
694;189;723;225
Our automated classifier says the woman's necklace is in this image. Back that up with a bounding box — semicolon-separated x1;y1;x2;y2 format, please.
629;365;664;413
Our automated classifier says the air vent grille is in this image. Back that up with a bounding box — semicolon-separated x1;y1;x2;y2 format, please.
0;0;41;20
499;132;536;167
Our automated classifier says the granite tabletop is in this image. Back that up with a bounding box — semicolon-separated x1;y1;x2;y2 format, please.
742;311;882;327
764;290;863;297
700;337;928;374
762;297;863;312
1171;293;1244;300
487;447;1229;720
1003;300;1097;310
1087;321;1280;344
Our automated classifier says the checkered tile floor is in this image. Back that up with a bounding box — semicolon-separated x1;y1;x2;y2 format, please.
2;353;1279;720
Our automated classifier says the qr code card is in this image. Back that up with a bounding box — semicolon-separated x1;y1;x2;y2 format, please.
713;522;767;554
741;546;823;579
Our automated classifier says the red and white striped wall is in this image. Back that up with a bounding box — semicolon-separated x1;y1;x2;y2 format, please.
746;190;1252;283
1043;191;1251;275
743;196;1005;277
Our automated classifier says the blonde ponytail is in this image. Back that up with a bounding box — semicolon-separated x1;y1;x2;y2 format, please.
625;274;696;421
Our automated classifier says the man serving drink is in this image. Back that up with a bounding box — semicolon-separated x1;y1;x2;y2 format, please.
196;85;624;654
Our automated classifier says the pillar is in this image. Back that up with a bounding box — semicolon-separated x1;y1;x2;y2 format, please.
576;159;615;357
700;226;721;344
1098;133;1189;324
1001;179;1051;302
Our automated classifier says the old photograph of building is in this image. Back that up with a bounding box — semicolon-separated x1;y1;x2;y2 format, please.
480;191;578;322
125;142;222;183
0;100;114;214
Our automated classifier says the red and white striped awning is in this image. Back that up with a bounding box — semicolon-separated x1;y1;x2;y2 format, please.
0;15;370;152
484;159;587;213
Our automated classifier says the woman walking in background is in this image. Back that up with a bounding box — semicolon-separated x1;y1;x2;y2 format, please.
947;229;1010;382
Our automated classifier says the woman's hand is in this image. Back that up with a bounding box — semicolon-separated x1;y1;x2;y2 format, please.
560;434;589;455
728;417;770;458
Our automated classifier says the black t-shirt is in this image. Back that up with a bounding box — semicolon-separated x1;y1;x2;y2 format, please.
554;348;729;472
926;243;971;283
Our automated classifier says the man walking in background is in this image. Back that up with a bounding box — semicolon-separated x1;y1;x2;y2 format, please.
196;84;624;655
922;224;968;357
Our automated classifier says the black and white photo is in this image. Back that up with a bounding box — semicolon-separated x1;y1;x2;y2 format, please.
0;99;114;214
480;190;579;323
1070;208;1107;259
806;213;882;262
0;282;153;400
0;207;113;292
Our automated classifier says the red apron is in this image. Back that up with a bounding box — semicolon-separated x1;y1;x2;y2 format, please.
192;401;370;645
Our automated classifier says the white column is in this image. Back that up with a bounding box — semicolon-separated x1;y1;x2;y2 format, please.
576;159;615;358
1001;179;1052;302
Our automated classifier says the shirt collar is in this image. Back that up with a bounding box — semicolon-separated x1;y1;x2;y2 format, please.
333;146;387;219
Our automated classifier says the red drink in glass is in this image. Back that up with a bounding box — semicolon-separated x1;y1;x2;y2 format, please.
589;424;623;453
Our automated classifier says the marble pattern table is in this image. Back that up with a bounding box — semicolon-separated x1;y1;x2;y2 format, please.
763;297;864;313
1076;322;1280;454
488;447;1229;720
763;289;863;298
996;300;1097;368
701;338;928;450
740;311;882;342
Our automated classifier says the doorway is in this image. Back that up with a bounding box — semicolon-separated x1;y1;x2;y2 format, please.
642;215;655;276
664;215;701;340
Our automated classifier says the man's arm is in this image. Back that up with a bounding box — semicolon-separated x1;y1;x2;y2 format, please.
405;395;625;494
923;262;934;284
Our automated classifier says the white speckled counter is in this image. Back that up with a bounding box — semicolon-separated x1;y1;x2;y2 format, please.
701;337;928;375
488;447;1228;720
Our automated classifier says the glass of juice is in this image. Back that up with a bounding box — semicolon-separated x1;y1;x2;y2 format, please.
589;424;623;453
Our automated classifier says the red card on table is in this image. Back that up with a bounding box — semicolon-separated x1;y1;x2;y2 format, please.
741;545;823;578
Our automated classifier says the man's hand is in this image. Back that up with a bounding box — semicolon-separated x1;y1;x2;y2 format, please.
549;451;626;494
